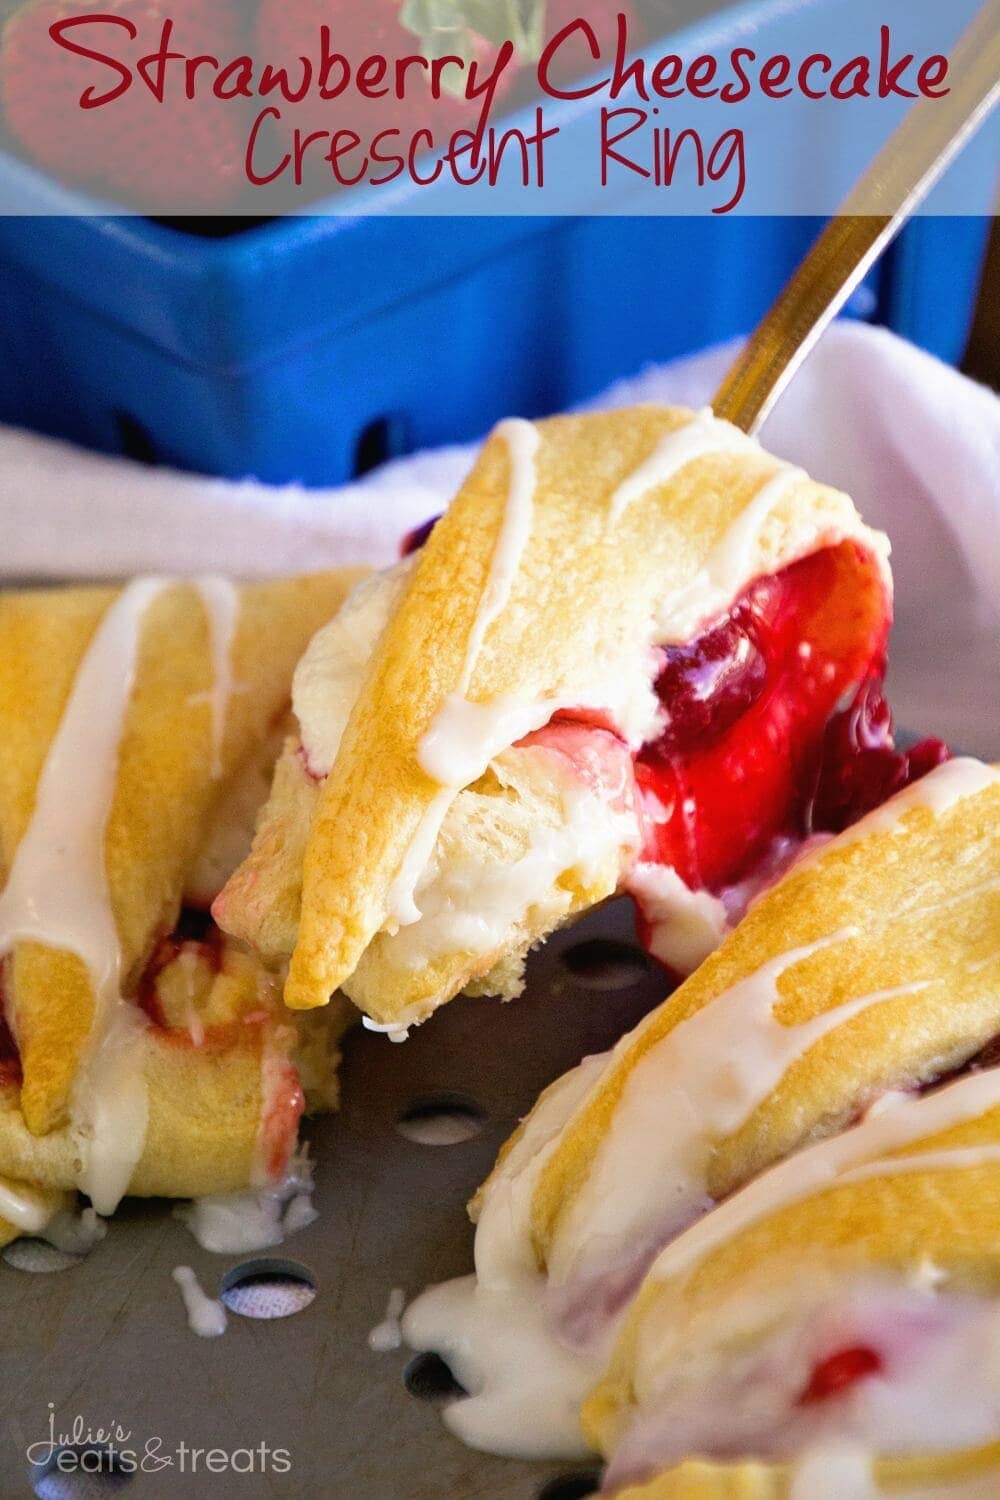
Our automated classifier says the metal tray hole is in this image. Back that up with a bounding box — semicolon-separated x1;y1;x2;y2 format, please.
32;1445;133;1497
4;1239;82;1274
537;1473;602;1500
403;1351;467;1405
220;1258;317;1320
396;1093;485;1146
560;938;651;991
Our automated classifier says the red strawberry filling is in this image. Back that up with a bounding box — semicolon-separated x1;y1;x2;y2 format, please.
402;516;441;557
798;1343;884;1404
0;1014;21;1090
0;963;20;1089
136;922;227;1035
635;540;910;892
401;520;947;930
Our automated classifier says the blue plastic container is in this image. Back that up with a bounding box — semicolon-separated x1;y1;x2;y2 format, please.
0;0;993;486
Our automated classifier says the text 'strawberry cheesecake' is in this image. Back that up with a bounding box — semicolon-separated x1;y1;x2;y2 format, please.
216;404;941;1034
400;760;1000;1466
0;570;362;1245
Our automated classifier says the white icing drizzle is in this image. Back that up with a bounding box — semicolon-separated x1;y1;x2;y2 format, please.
73;1002;150;1217
790;1446;884;1500
0;578;168;1216
549;934;931;1294
838;1144;1000;1188
368;1287;406;1352
649;1068;1000;1289
833;757;1000;847
176;1149;316;1255
0;578;165;995
387;422;541;934
790;1450;1000;1500
607;408;758;528
362;1016;412;1044
403;1053;614;1459
404;1270;597;1460
0;1181;59;1235
418;694;554;790
172;1265;228;1338
41;1205;107;1255
193;576;240;780
655;464;809;643
458;418;541;697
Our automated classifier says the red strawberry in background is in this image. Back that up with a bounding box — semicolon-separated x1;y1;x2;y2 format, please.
0;0;249;210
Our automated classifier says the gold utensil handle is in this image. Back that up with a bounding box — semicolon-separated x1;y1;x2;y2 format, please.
714;0;1000;434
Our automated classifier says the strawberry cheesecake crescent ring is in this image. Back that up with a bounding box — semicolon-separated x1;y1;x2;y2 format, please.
0;399;992;1500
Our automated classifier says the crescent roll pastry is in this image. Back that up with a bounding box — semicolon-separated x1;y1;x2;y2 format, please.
586;1078;1000;1499
0;569;363;1231
401;758;1000;1462
216;405;920;1034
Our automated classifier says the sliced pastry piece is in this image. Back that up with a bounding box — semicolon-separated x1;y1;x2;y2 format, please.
0;570;363;1230
401;759;1000;1459
217;405;933;1034
585;1069;1000;1498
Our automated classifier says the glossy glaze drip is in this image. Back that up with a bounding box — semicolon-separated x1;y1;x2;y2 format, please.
459;417;541;695
194;576;240;779
835;757;1000;847
390;421;542;932
0;578;167;1215
368;1288;406;1352
550;940;932;1296
607;409;758;529
650;1069;1000;1289
178;1150;315;1254
172;1265;227;1338
0;1180;58;1235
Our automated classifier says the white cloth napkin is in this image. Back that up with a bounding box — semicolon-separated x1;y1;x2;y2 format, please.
1;321;996;755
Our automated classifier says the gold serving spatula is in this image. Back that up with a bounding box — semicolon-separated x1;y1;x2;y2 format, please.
714;0;1000;435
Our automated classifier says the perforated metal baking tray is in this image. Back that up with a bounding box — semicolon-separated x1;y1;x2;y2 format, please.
0;898;666;1500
